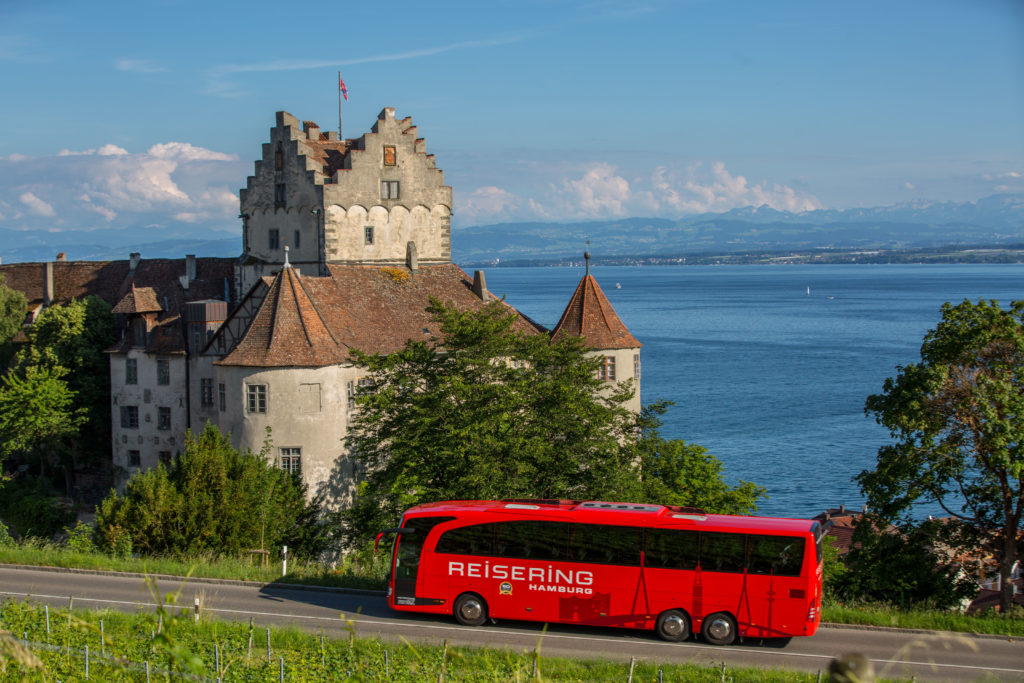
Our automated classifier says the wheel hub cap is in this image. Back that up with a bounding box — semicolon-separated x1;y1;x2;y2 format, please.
461;599;482;620
662;615;685;636
707;617;732;640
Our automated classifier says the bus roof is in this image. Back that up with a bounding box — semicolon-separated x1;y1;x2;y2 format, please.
402;500;816;535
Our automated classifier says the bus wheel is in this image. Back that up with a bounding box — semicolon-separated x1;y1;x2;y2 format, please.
701;612;737;646
453;593;488;627
655;609;691;642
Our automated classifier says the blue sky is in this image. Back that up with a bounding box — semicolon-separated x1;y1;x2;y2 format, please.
0;0;1021;240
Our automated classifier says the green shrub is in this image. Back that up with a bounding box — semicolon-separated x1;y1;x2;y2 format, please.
64;520;96;553
0;519;14;547
95;423;327;558
0;476;75;539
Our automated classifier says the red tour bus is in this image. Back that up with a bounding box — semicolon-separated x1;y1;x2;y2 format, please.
376;499;825;645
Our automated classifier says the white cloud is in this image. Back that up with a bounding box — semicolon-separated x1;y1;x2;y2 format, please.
903;182;916;190
472;160;821;224
19;192;55;217
0;143;246;232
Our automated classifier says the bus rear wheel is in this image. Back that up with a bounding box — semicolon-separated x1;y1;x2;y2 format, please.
655;609;691;642
701;612;737;646
453;593;488;627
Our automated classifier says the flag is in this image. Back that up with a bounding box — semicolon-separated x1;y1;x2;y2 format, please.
339;75;348;101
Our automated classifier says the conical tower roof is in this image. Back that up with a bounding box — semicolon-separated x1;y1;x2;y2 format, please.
220;263;347;367
551;274;641;350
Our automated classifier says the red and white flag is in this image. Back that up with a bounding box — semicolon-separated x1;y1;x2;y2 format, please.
339;75;348;101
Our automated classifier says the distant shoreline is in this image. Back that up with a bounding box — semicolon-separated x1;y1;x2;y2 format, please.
459;244;1024;269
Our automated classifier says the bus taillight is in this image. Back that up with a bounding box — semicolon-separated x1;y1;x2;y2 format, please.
807;604;817;622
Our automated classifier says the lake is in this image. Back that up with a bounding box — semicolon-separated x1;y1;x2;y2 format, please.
481;264;1024;518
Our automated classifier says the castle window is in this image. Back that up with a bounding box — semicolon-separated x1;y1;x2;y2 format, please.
280;447;302;475
121;406;139;429
634;353;641;380
274;183;286;207
200;378;215;408
246;384;267;414
125;358;137;385
293;230;301;249
157;358;170;385
599;356;616;381
157;406;171;430
269;229;280;250
159;451;172;466
381;180;399;200
128;450;141;468
383;145;396;166
364;226;374;245
275;145;283;170
218;383;226;412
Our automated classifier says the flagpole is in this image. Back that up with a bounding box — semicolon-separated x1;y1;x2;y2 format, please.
338;71;343;140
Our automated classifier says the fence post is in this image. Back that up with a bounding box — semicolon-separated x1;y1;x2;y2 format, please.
146;660;151;683
215;643;220;675
267;627;272;663
721;662;727;683
282;545;288;576
193;597;200;623
85;644;90;679
279;655;285;682
627;656;636;683
45;605;50;636
100;619;105;655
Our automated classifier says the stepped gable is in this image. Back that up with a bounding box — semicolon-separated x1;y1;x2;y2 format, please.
219;264;346;367
550;275;641;350
297;119;349;178
217;263;546;367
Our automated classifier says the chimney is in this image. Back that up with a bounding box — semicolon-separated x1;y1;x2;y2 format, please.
405;241;419;273
839;503;846;515
129;252;141;273
186;254;197;283
472;270;488;300
56;252;66;262
44;262;54;305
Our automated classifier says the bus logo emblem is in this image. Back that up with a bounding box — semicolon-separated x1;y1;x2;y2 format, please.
499;582;513;595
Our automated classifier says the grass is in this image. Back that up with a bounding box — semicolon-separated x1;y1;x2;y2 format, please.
0;598;917;682
2;541;1022;638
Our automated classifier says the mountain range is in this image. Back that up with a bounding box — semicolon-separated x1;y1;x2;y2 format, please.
1;193;1021;266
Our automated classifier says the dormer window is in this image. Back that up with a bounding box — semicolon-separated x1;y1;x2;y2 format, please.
383;145;396;166
381;180;399;200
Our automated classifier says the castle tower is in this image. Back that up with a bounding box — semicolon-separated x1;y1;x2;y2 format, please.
551;256;642;413
238;109;452;294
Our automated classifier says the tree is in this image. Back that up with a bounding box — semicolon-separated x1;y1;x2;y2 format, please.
343;298;641;541
0;275;26;370
859;298;1024;613
632;402;764;515
94;423;327;558
18;296;115;468
0;363;86;491
342;298;763;543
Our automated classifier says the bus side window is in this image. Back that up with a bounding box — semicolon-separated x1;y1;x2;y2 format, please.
569;524;641;566
646;528;698;570
435;523;496;556
700;532;747;573
747;535;804;576
495;521;569;561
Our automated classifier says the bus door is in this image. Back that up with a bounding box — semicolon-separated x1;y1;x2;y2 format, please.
392;516;454;605
565;524;646;627
744;534;807;637
644;528;699;620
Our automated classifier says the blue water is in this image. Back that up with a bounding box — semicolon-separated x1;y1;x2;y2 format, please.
481;264;1024;518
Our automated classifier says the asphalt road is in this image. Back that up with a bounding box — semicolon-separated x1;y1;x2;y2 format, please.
0;565;1020;682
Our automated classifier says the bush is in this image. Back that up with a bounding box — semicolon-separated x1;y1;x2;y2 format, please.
0;519;14;547
64;520;96;553
95;423;328;559
0;476;75;539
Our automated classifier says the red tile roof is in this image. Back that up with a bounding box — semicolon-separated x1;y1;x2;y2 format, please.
550;275;641;350
216;263;546;367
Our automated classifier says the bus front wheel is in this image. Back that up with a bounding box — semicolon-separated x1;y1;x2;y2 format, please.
453;593;488;627
655;609;691;642
701;612;737;646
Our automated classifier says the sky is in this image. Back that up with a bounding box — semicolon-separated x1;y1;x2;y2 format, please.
0;0;1022;242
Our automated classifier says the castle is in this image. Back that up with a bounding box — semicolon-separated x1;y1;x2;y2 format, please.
0;108;641;505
